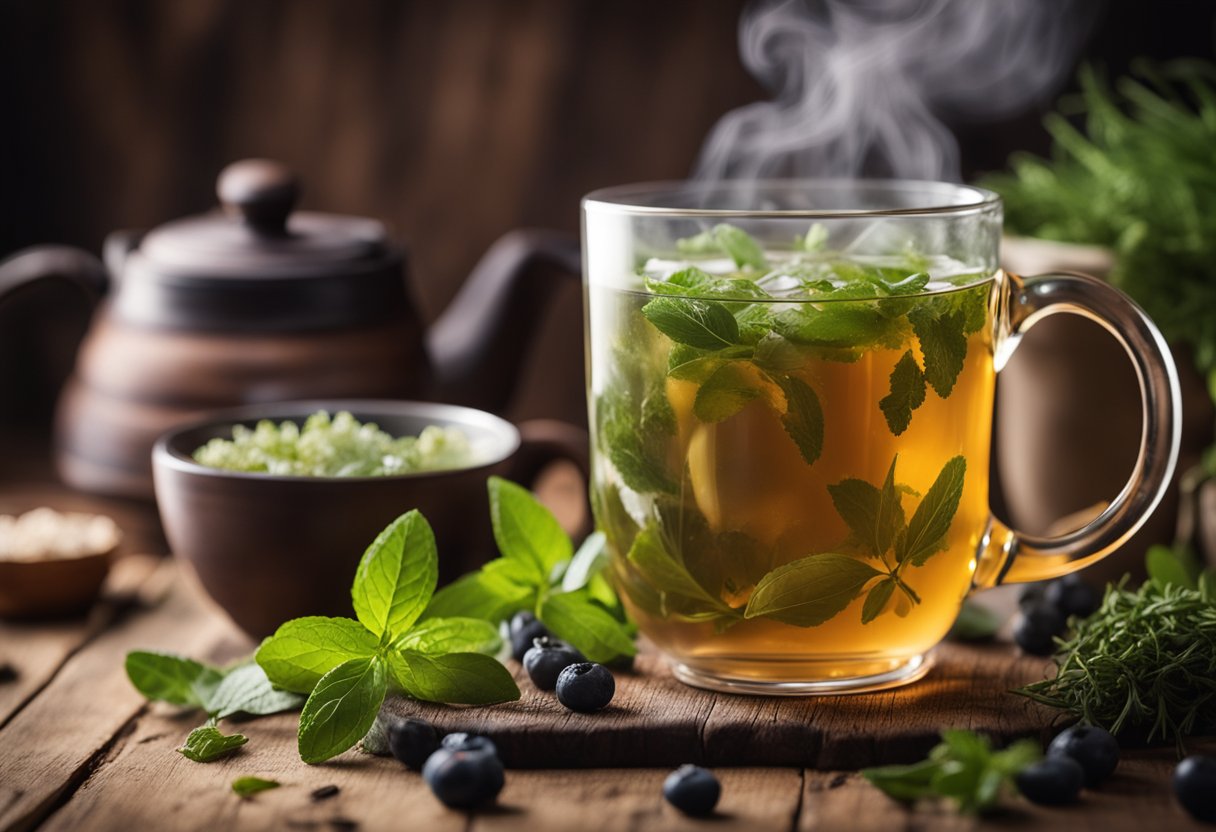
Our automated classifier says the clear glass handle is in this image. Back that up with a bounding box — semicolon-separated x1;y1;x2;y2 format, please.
973;271;1183;587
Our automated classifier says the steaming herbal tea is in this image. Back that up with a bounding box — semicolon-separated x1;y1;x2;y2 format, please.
588;222;997;688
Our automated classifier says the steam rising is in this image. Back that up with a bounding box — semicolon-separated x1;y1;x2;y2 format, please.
695;0;1097;181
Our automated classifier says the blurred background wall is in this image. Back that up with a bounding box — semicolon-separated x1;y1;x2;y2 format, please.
1;0;1213;435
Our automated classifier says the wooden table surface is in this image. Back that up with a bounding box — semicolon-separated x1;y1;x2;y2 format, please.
1;553;1211;832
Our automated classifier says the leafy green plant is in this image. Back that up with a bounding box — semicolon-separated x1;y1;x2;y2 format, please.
256;510;518;764
863;730;1041;814
424;478;635;664
983;60;1216;474
125;652;303;762
1018;546;1216;752
232;776;281;798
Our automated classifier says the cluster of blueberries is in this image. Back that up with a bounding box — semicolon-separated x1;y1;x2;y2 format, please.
1017;724;1216;822
1013;574;1101;656
381;611;722;816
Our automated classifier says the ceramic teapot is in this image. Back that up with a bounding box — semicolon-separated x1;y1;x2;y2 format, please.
0;159;581;498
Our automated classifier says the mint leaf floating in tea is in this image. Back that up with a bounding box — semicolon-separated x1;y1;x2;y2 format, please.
232;777;281;798
746;553;884;627
179;723;248;763
642;297;741;351
424;478;636;664
879;351;927;435
711;224;768;271
898;456;967;566
255;509;519;764
771;374;824;465
909;307;968;398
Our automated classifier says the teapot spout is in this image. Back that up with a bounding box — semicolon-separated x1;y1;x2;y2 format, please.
426;229;580;412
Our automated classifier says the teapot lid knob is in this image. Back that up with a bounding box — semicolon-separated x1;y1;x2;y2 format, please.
217;159;300;234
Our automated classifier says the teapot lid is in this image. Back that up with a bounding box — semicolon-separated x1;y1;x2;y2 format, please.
138;159;389;275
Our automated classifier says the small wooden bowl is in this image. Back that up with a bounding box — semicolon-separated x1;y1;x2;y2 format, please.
0;548;114;619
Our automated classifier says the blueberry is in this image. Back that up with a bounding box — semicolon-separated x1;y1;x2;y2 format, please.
663;765;721;817
1013;604;1065;656
1018;582;1047;612
1015;757;1085;806
509;612;550;662
1047;725;1120;788
422;748;505;809
523;637;586;690
440;732;498;758
1174;755;1216;823
387;717;439;770
555;662;615;713
1044;574;1101;619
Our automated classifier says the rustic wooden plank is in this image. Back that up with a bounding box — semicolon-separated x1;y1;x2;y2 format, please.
0;555;166;728
383;641;1059;769
471;768;803;832
0;566;233;832
38;711;463;832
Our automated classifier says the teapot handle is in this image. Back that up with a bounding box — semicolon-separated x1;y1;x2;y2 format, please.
0;245;110;307
426;229;581;412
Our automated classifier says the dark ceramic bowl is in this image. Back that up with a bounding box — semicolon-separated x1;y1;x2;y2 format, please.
153;400;586;638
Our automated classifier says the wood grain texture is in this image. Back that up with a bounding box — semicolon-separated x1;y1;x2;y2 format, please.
383;642;1060;770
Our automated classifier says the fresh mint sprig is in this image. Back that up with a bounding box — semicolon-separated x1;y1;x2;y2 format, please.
179;723;249;763
255;510;518;764
863;730;1041;815
424;478;637;664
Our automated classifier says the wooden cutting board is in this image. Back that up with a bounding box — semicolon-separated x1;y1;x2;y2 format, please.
384;640;1060;770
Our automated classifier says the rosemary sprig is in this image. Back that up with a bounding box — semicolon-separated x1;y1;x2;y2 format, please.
1017;574;1216;753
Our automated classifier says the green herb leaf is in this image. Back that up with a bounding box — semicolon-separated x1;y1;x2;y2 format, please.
862;758;940;801
206;663;304;719
179;724;248;763
1146;544;1200;589
744;553;882;627
899;456;966;566
422;568;534;623
712;223;768;270
948;600;1003;642
125;651;223;709
861;579;896;625
880;350;927;435
694;362;761;422
642;297;741;350
256;616;379;694
232;776;280;798
752;333;806;372
773;374;824;465
910;308;968;398
297;656;387;765
488;477;572;583
393;617;501;656
388;651;520;705
828;456;905;558
351;510;438;639
774;304;893;349
796;223;829;252
562;531;609;592
627;525;731;615
540;591;637;663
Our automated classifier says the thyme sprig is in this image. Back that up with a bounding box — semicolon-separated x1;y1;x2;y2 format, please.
1017;572;1216;753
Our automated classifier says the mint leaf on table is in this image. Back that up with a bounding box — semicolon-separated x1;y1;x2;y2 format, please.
424;570;535;622
256;617;380;694
897;456;966;566
562;531;608;593
771;374;824;465
744;553;883;627
489;476;573;582
178;724;248;763
910;307;968;398
232;776;280;798
351;511;438;639
387;651;520;705
297;656;387;766
642;297;741;350
539;591;638;663
206;663;304;719
393;617;501;655
125;651;224;709
880;350;927;435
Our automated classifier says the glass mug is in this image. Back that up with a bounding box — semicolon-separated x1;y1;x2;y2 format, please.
580;181;1181;695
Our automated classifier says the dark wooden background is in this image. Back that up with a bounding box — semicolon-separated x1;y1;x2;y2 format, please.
3;0;1214;433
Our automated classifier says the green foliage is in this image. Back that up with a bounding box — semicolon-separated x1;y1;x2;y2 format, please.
231;777;280;798
178;724;248;763
863;730;1041;814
